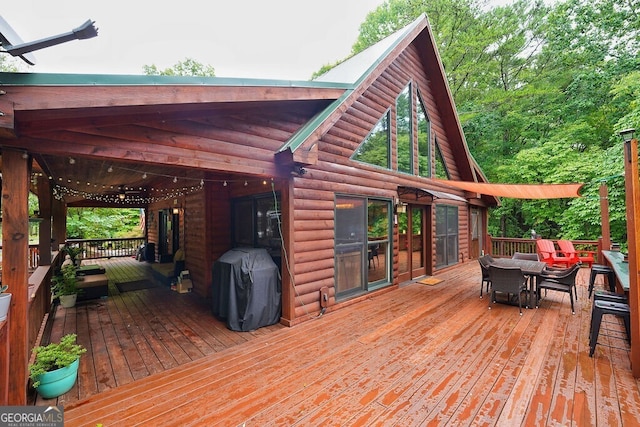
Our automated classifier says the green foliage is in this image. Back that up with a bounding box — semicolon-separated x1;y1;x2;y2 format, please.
62;245;83;262
344;0;640;240
66;208;143;239
0;284;8;293
143;58;215;77
353;112;390;168
52;264;79;297
29;334;86;388
0;54;28;72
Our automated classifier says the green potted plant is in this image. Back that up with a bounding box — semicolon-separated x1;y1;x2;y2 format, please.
63;245;84;266
0;284;11;322
29;333;86;398
52;264;80;308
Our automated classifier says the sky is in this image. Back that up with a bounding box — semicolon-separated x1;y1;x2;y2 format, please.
2;0;388;80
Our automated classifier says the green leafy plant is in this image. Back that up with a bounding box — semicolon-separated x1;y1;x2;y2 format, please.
63;245;83;263
0;284;7;294
29;333;86;388
52;264;79;297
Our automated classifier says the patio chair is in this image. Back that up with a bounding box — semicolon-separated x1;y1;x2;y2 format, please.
536;263;581;314
535;239;576;268
488;265;528;315
478;255;493;298
557;240;595;268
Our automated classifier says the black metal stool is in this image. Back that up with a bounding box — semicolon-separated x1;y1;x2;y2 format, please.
588;264;615;298
589;299;631;357
593;290;627;304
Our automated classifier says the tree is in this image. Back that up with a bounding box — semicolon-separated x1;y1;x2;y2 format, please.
0;53;27;72
142;57;215;77
66;208;143;239
335;0;640;240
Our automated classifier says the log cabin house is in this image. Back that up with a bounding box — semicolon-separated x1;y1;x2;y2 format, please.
0;14;500;403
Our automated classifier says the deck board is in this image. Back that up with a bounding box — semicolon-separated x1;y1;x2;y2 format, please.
33;258;639;426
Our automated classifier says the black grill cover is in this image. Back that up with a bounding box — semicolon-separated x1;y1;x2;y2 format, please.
211;248;281;331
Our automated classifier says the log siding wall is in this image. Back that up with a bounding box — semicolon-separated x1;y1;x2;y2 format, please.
287;43;472;319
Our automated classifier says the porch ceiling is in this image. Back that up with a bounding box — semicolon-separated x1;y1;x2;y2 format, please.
32;153;208;207
3;94;334;207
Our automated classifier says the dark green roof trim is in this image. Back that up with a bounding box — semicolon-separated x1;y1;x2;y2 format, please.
281;15;426;155
0;72;352;89
277;89;354;154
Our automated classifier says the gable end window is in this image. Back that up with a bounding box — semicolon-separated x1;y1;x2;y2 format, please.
434;137;450;179
396;83;413;174
352;110;390;169
417;89;431;177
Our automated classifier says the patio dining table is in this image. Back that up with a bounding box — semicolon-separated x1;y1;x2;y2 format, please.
491;258;547;308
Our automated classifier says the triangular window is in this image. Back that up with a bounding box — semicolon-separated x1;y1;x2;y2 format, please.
396;83;412;174
434;137;450;179
417;90;431;177
352;110;390;169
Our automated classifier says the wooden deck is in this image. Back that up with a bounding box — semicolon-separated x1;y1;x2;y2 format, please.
40;259;640;426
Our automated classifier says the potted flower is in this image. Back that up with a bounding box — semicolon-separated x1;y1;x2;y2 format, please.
29;333;86;398
52;264;80;308
0;284;11;322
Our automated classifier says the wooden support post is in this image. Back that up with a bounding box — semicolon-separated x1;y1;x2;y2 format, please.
2;149;31;404
280;179;294;325
623;137;640;377
51;197;67;252
37;174;52;266
599;182;611;252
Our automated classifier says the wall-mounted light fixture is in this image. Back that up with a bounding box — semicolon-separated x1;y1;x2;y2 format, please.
620;128;636;163
172;207;180;215
291;165;307;176
395;201;407;214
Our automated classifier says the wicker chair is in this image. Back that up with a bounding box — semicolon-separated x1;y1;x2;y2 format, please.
512;252;539;261
536;263;581;314
488;264;528;315
478;255;494;298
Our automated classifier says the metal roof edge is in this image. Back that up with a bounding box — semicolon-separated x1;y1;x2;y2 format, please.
280;15;428;155
0;72;352;89
350;15;427;87
277;89;355;154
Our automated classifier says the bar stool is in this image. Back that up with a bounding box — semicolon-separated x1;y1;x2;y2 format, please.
588;264;615;298
593;290;627;304
589;299;631;357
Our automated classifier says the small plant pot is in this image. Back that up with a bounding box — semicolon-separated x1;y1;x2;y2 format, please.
0;293;11;321
59;294;77;308
34;358;80;399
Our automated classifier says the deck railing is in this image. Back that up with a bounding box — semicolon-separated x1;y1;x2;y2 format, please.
65;237;145;260
489;236;600;260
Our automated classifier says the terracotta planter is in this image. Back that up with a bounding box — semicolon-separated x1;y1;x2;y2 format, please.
0;293;11;321
59;294;77;308
34;358;80;398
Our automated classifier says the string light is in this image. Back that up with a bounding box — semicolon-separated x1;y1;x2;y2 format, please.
47;162;273;204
